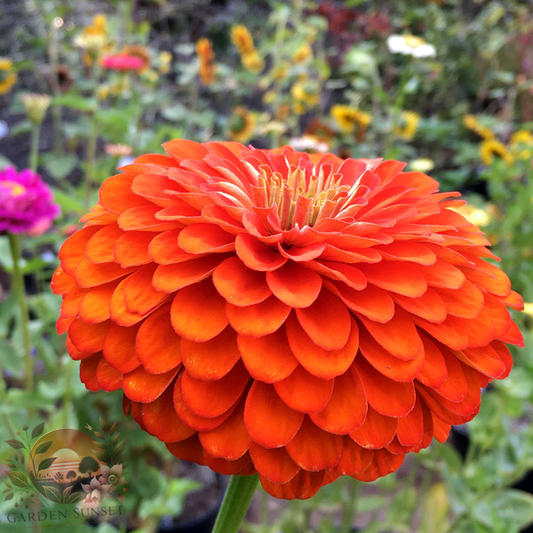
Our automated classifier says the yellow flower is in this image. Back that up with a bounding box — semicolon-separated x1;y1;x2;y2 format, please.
293;44;313;63
510;130;533;160
231;25;255;56
463;114;494;140
98;84;110;100
0;58;17;95
480;139;514;166
523;302;533;318
449;203;496;228
394;111;420;140
74;13;107;55
20;93;51;125
158;51;172;74
272;64;289;80
262;91;277;105
291;81;320;108
242;51;264;73
227;107;255;143
331;105;372;134
409;158;435;173
196;38;216;85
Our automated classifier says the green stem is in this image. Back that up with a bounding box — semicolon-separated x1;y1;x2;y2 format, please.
8;234;33;392
85;65;100;210
341;478;360;533
29;123;41;172
212;474;259;533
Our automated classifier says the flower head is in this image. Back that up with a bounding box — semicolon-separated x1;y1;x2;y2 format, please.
290;135;329;154
0;58;17;95
102;54;145;72
479;139;514;166
331;105;371;134
20;93;51;125
54;141;523;500
158;51;173;74
99;464;126;489
394;111;420;141
231;25;255;56
196;38;216;85
74;14;107;56
293;44;313;64
227;107;255;143
387;35;436;58
463;115;494;140
81;477;110;506
0;167;59;236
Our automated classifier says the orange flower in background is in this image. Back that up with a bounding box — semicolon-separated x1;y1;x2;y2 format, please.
196;38;216;85
53;141;523;500
231;25;255;56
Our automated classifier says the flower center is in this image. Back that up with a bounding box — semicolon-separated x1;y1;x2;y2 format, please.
108;474;118;484
403;35;425;49
254;164;361;230
0;180;26;197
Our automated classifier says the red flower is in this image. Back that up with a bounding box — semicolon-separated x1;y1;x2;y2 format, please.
53;141;523;499
102;54;145;72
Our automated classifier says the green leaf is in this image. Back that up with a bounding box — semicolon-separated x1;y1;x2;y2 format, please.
4;492;13;501
32;422;45;439
0;155;14;169
52;93;96;112
67;492;85;504
35;441;53;455
356;495;388;513
43;485;62;504
7;471;28;488
5;439;25;450
51;187;84;214
62;485;73;499
42;153;79;180
473;489;533;529
38;456;57;472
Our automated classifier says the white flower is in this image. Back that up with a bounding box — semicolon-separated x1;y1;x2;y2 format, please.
387;35;436;58
408;158;435;173
289;135;329;153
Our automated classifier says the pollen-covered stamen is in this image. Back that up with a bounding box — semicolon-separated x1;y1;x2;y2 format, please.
250;164;364;230
0;180;26;197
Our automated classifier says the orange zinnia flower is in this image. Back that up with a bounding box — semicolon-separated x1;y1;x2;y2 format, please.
53;141;523;500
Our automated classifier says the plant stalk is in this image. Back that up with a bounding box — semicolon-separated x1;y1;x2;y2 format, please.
29;123;42;172
8;233;33;392
211;474;259;533
85;64;100;210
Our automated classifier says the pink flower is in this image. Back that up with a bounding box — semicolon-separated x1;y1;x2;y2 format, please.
102;54;145;71
98;464;126;489
0;167;60;235
81;477;110;506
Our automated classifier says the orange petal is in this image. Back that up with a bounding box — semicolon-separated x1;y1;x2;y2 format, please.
199;400;251;460
181;362;249;418
124;264;168;315
141;388;195;443
296;289;351;350
237;328;298;383
59;226;100;275
350;406;398;449
285;417;343;471
148;229;196;265
433;346;468;402
74;258;136;288
360;307;421;361
79;353;102;392
153;256;223;293
103;322;141;373
435;280;484;319
310;366;367;434
484;293;512;339
56;316;73;335
460;261;511;297
259;470;325;500
457;344;507;379
359;326;424;382
227;295;291;336
418;259;466;290
60;286;87;318
86;224;123;263
265;262;322;308
329;282;394;324
392;288;447;323
79;282;116;324
181;327;241;381
109;276;145;326
51;267;76;295
95;357;123;391
305;261;367;291
278;241;326;262
212;257;272;306
355;449;404;482
136;304;182;374
356;359;416;417
249;443;300;484
203;451;253;476
244;381;304;448
235;233;288;271
396;397;424;447
173;374;235;431
99;173;147;214
413;314;469;351
358;262;427;298
178;223;235;253
285;313;359;379
378;241;436;265
166;435;206;466
118;204;180;232
274;366;334;413
123;365;179;403
114;231;154;267
334;437;373;475
68;319;110;354
417;333;448;389
66;336;92;361
171;279;229;341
